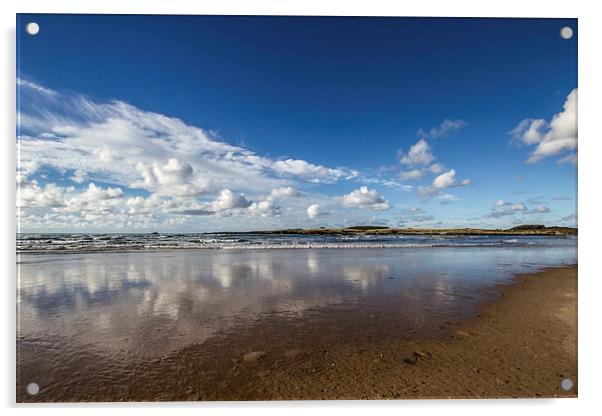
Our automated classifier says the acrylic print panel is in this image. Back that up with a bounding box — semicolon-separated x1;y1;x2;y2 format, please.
16;14;578;402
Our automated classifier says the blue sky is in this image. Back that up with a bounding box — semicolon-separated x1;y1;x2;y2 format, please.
16;15;577;232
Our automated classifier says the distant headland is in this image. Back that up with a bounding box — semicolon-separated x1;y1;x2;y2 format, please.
250;224;577;236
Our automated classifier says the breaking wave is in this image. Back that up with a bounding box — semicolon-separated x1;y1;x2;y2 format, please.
16;233;577;252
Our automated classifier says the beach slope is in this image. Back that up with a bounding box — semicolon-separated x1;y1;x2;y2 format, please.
215;265;578;400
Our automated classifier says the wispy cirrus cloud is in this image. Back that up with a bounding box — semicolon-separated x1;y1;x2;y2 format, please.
17;78;59;97
417;118;466;139
18;79;357;194
397;207;436;226
487;200;551;218
397;169;423;181
17;79;368;230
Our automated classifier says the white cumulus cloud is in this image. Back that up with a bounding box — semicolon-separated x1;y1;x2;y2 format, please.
398;139;435;166
211;189;251;212
248;198;281;217
133;158;214;197
416;169;470;200
18;180;66;208
270;186;300;199
432;169;471;189
306;204;322;219
511;89;577;164
79;182;124;201
338;186;391;211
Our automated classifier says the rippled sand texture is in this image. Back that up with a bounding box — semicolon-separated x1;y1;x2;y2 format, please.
16;247;576;401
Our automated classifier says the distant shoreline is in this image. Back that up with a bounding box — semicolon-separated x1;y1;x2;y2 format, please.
16;225;577;253
16;225;578;237
250;225;577;236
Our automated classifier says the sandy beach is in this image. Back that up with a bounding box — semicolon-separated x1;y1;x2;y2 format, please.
17;261;577;402
228;265;578;400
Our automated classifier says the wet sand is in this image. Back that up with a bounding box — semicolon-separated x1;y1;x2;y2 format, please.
238;265;578;400
17;264;577;402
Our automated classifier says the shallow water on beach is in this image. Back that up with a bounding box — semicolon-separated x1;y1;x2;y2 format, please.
18;245;576;355
17;243;576;400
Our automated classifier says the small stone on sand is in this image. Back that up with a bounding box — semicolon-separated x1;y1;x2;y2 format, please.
243;351;267;363
403;356;419;365
284;348;303;358
403;351;430;365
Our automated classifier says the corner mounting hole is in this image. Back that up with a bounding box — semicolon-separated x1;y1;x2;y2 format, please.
560;26;573;40
560;378;573;391
26;382;40;395
26;22;40;36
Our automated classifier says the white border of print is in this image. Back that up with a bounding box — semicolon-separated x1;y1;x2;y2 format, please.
1;1;600;416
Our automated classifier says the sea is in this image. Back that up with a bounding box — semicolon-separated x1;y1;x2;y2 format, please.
17;232;577;251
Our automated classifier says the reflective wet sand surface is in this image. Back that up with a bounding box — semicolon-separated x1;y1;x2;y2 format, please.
17;247;576;401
